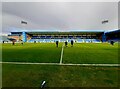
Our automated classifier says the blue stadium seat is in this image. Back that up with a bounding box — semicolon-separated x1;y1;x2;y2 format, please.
28;38;101;43
92;39;101;43
85;39;91;43
44;39;51;42
77;39;83;43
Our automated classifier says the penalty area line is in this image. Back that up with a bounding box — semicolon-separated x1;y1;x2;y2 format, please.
0;62;119;66
0;62;59;65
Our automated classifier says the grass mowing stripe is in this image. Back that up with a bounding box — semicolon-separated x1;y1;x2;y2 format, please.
2;43;118;64
60;43;64;64
63;43;118;64
3;64;119;87
2;43;62;63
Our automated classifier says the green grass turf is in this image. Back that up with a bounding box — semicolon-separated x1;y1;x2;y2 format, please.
2;43;62;63
2;64;119;87
63;43;118;64
2;43;119;87
2;42;118;64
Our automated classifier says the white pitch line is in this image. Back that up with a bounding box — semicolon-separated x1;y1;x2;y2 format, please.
61;63;120;66
0;62;59;65
60;44;64;64
0;62;119;66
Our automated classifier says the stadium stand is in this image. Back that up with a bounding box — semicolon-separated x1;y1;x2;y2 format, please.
105;30;120;42
7;30;120;43
92;39;101;43
85;39;92;43
0;36;10;43
77;39;83;43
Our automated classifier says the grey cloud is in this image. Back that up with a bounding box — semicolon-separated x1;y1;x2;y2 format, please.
2;2;118;34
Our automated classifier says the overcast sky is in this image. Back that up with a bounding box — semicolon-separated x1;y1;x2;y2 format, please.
2;2;119;34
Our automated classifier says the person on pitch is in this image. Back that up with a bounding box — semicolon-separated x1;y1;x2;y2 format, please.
56;41;59;47
71;40;74;47
65;41;68;47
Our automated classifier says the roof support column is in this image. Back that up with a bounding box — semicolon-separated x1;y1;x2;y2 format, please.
22;32;27;42
102;32;106;42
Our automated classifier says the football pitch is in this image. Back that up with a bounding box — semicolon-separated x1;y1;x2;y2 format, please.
1;42;119;87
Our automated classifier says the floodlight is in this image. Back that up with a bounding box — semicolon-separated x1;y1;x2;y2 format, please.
102;20;109;24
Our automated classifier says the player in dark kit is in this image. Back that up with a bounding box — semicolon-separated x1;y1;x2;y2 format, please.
71;40;74;47
65;41;68;47
110;41;114;45
21;42;23;45
12;41;15;45
21;40;23;45
56;41;59;47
